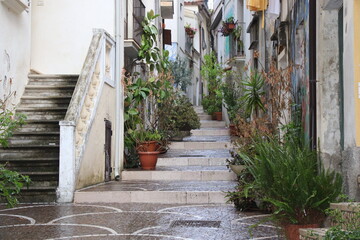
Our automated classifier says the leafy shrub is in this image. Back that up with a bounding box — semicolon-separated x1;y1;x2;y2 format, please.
239;133;343;224
0;165;31;208
0;107;26;147
158;94;200;135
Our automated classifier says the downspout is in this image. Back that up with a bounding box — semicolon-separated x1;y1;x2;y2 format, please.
115;0;125;180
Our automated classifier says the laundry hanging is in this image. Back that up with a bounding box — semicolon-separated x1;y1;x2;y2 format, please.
246;0;268;28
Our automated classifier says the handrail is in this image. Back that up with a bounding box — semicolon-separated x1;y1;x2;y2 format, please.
58;29;116;202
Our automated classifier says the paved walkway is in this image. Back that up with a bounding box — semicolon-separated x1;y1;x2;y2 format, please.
0;107;284;239
0;203;283;239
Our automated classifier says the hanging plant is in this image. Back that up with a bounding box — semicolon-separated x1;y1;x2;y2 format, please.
220;17;237;36
184;23;197;38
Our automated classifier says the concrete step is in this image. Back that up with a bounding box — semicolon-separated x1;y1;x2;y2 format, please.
200;120;226;128
191;128;230;136
0;146;59;159
122;166;236;181
28;74;78;85
15;187;57;203
16;121;59;133
157;157;228;166
19;96;71;108
329;202;360;230
74;180;236;204
169;141;231;150
24;85;75;97
198;114;212;120
1;158;59;172
299;228;327;240
7;135;59;145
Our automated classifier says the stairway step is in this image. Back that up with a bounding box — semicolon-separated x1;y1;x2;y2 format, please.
2;159;58;172
169;141;231;150
16;123;59;133
157;157;228;166
200;120;226;128
7;137;59;146
198;114;212;120
191;128;230;136
74;180;236;204
122;167;236;181
23;85;75;97
28;74;78;86
0;147;59;159
299;228;327;240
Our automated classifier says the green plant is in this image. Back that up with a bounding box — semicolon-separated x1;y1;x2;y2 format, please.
158;93;200;137
0;164;31;208
241;70;265;118
324;203;360;240
0;98;26;147
225;16;235;24
169;56;192;91
240;132;343;225
222;82;240;122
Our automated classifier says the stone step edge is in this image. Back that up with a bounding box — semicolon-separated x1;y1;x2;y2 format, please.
28;74;79;79
74;191;230;204
121;170;236;181
299;228;328;240
157;157;227;166
169;141;232;150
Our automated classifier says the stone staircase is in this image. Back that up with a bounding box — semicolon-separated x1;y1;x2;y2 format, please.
299;202;360;239
0;74;77;202
74;106;237;204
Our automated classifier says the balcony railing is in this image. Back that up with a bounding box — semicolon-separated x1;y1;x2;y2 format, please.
230;22;246;59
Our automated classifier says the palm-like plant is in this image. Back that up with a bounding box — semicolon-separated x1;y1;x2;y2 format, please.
241;70;265;117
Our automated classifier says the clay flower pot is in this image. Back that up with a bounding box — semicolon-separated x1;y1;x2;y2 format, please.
138;151;160;170
226;23;236;30
214;111;222;121
229;164;245;175
137;141;158;152
284;224;319;240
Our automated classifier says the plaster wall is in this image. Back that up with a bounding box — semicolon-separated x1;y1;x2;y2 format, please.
76;83;116;189
0;2;31;105
31;0;115;74
316;1;342;172
342;0;360;200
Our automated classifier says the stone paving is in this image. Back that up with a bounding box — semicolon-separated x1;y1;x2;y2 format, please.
0;203;284;239
0;107;286;239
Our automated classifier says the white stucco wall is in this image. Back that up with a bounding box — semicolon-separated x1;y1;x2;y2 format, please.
76;83;116;189
31;0;115;74
0;2;31;105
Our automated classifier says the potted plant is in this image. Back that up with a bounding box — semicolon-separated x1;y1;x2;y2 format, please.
222;82;241;134
226;150;246;175
184;23;197;38
132;129;162;170
224;16;236;30
240;133;343;240
158;94;200;141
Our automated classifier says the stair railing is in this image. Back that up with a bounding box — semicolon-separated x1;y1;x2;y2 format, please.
57;29;115;202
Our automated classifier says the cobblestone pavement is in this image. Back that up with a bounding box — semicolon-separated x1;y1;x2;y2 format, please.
0;203;285;240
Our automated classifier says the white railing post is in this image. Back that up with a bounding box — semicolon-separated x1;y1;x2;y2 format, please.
57;120;76;203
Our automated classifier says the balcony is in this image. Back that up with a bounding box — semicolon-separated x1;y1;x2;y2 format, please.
124;0;145;59
161;0;174;19
228;22;246;65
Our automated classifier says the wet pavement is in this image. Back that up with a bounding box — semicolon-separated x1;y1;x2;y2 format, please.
0;203;285;239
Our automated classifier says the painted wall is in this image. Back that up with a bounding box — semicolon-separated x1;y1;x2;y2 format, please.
31;0;115;74
316;0;342;172
342;0;360;200
0;2;31;105
76;83;116;189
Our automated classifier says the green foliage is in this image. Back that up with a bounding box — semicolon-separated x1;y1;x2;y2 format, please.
169;56;192;91
0;164;31;208
225;16;235;24
158;93;200;136
325;203;360;240
222;82;241;122
0;108;26;147
239;131;343;224
138;10;169;72
201;52;224;114
241;70;265;117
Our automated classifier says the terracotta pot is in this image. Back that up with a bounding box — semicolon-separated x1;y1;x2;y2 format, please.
212;113;217;120
214;112;222;121
138;151;160;170
229;124;237;136
229;164;245;175
284;224;320;240
226;23;236;30
137;141;158;152
188;33;194;38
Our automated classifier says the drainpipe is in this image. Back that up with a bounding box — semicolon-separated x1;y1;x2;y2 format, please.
115;0;125;180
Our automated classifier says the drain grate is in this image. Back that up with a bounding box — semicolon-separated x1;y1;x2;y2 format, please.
170;220;221;228
179;155;205;157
